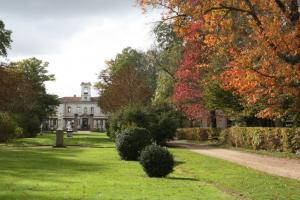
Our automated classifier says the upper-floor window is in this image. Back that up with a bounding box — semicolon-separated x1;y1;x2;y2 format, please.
91;107;94;114
77;107;81;114
84;87;88;94
67;106;71;113
84;107;87;114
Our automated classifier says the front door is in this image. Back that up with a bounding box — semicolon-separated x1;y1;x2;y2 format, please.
82;118;89;130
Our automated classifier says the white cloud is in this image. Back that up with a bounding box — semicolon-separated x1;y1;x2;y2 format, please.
44;14;158;97
1;1;161;97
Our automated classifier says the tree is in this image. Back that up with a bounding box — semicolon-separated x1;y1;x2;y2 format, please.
172;42;211;121
149;23;184;104
0;64;37;113
96;47;154;113
0;20;12;57
1;58;58;136
9;58;58;120
139;0;300;122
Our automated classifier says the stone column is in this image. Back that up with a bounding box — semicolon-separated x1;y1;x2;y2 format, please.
90;115;94;131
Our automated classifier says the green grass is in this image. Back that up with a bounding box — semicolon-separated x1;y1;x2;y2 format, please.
6;131;112;148
0;132;299;200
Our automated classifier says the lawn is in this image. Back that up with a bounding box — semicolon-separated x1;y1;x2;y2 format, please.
0;132;299;200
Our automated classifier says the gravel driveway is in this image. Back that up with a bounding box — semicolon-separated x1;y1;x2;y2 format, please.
170;140;300;180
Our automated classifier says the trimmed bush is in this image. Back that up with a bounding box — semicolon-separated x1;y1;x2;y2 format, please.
223;127;300;153
116;127;152;160
177;127;300;153
139;144;174;177
176;128;221;141
0;112;17;142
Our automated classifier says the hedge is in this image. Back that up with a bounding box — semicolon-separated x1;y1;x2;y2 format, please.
176;128;221;141
176;127;300;153
224;127;300;153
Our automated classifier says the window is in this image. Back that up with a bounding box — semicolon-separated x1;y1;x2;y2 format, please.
67;106;71;113
91;107;94;114
84;107;87;114
84;87;88;94
77;107;81;114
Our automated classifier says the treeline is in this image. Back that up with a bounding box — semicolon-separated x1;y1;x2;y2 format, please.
136;0;300;127
0;20;58;142
96;14;299;128
97;0;300;127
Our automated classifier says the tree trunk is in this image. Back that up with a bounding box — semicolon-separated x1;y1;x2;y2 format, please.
210;110;217;128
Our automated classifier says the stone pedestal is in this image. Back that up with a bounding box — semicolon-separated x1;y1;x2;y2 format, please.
54;130;66;148
90;115;94;130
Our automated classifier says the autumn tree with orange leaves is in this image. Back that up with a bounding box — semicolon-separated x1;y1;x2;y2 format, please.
139;0;300;124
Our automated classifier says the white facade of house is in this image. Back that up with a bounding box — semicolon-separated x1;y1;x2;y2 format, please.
46;82;108;131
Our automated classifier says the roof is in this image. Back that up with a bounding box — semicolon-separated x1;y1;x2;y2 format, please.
59;97;98;103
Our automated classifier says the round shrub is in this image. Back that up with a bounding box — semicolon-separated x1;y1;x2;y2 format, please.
116;127;152;161
139;144;174;177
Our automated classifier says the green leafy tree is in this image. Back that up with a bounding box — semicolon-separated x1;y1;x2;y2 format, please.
0;20;12;57
96;47;155;113
150;23;184;104
10;58;58;120
1;58;59;137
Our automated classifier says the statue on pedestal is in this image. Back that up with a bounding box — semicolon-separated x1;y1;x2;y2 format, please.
66;121;73;137
54;112;65;148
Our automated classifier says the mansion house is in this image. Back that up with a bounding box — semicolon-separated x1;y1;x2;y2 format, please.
46;82;108;131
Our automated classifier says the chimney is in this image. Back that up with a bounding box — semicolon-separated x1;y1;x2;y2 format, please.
73;94;76;97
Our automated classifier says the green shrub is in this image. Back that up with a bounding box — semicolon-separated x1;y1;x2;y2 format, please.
109;104;178;145
150;113;178;146
108;105;150;140
116;127;152;160
11;113;41;138
139;144;174;177
223;127;300;153
176;128;221;141
177;127;300;153
0;112;17;142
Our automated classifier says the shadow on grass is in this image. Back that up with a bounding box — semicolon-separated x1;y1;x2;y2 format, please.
0;147;108;184
174;160;185;167
0;194;73;200
167;177;199;181
9;134;114;148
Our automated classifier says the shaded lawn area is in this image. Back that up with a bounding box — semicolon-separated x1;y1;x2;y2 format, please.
7;132;112;148
0;133;299;200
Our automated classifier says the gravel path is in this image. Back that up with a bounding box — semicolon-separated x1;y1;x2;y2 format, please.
170;140;300;180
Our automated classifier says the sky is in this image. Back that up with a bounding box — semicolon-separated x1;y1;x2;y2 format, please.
0;0;160;97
